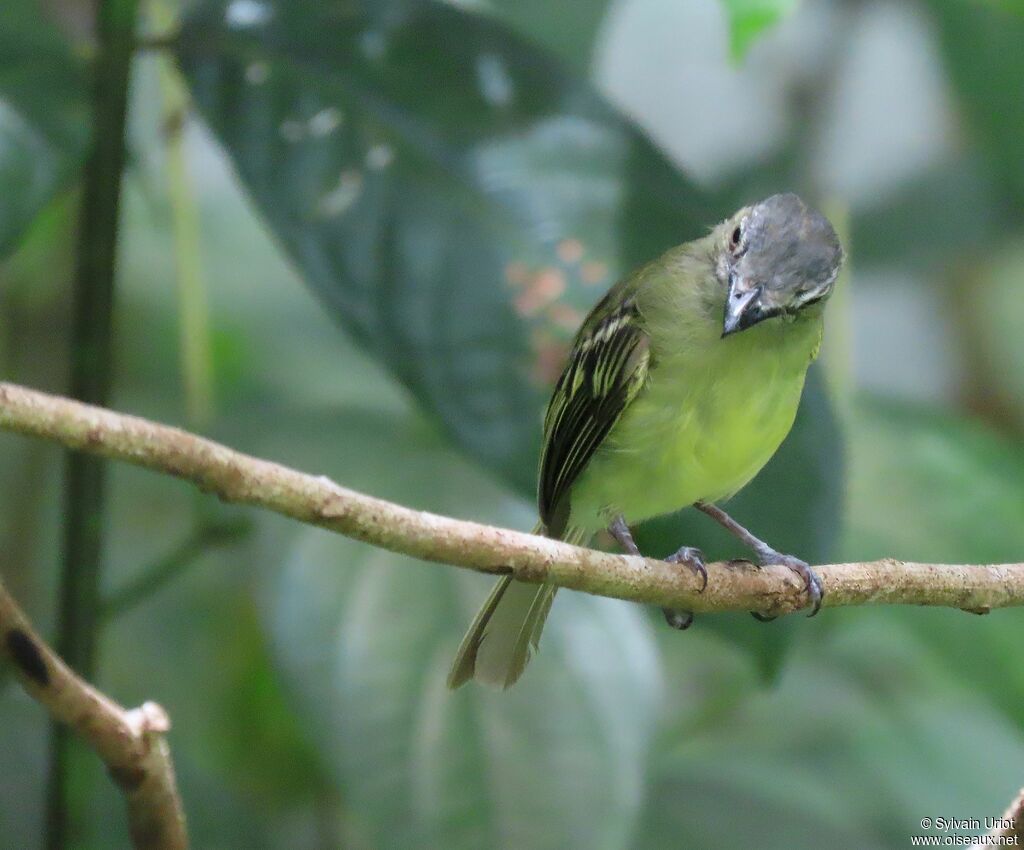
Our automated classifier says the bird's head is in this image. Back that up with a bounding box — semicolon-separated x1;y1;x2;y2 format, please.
716;193;844;338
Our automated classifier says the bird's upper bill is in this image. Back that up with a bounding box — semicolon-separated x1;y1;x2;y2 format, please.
722;193;844;337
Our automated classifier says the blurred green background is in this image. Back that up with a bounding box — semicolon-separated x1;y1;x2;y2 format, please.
2;0;1024;847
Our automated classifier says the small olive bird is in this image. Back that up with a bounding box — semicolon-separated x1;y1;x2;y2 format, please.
448;193;844;690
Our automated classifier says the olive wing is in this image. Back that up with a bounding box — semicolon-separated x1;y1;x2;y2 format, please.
538;295;650;537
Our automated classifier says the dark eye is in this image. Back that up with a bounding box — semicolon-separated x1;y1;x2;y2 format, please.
730;225;742;248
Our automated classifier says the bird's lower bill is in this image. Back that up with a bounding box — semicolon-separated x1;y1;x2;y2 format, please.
721;283;783;337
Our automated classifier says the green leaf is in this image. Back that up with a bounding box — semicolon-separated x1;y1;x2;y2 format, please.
843;395;1024;565
719;0;799;61
214;602;328;803
640;628;1024;848
927;0;1024;213
976;0;1024;15
268;409;662;848
0;0;89;256
843;395;1024;728
175;0;719;495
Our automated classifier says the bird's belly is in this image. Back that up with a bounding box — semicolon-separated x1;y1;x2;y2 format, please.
568;356;807;531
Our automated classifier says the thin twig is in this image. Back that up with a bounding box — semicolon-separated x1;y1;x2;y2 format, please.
1;380;1023;616
0;577;187;849
101;516;251;619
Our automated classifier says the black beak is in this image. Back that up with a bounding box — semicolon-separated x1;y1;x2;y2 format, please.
722;284;779;337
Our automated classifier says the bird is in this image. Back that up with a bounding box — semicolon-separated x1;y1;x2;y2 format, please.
448;193;844;690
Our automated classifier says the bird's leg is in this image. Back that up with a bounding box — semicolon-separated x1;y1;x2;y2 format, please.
694;501;823;617
607;515;702;631
607;515;706;591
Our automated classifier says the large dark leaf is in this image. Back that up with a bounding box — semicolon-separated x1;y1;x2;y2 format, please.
486;0;613;70
0;0;88;256
175;0;720;494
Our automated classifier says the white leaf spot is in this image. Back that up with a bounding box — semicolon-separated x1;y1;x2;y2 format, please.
308;107;343;137
316;170;364;217
360;30;386;60
476;52;514;107
225;0;272;29
244;61;270;85
365;143;394;170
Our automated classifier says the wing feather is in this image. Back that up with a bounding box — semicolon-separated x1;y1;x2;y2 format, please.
538;295;649;536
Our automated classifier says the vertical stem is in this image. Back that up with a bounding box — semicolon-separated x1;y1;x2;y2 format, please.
46;0;140;846
152;0;214;424
165;108;214;424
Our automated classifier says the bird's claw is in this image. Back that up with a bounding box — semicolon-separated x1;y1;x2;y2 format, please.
661;546;703;630
662;608;694;630
665;545;707;592
757;549;823;616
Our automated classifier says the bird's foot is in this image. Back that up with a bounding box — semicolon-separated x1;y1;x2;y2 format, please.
660;546;704;631
756;547;823;617
662;608;694;630
665;545;707;592
607;517;702;631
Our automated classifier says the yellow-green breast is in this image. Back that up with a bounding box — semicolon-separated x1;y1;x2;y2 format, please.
567;310;822;532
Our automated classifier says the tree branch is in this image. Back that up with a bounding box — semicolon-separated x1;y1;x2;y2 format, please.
0;576;187;849
1;380;1023;617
